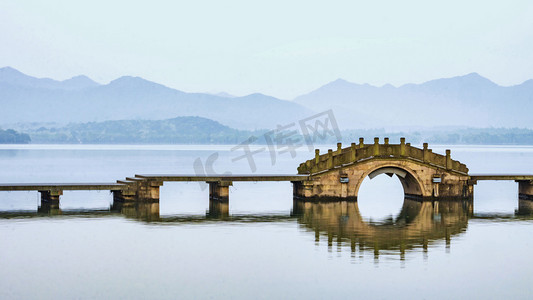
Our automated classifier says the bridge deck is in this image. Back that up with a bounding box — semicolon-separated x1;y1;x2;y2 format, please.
0;183;125;191
135;174;310;182
470;175;533;181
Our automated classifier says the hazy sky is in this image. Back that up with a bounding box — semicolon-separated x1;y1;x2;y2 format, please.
1;0;532;99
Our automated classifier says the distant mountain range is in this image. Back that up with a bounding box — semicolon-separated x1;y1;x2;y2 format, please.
294;73;533;129
0;67;311;130
1;67;532;130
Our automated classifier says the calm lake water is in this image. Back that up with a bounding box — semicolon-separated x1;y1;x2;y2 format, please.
1;144;533;299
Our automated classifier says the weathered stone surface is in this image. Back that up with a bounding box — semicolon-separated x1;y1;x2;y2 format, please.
295;139;472;201
295;158;472;200
134;181;162;202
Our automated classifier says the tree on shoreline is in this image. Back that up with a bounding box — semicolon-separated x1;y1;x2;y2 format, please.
0;128;31;144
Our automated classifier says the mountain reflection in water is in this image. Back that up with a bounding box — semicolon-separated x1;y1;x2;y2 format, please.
2;198;533;261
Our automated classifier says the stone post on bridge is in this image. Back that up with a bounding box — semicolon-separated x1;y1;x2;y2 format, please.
373;137;380;156
400;138;406;156
423;143;429;162
327;149;333;169
446;150;452;170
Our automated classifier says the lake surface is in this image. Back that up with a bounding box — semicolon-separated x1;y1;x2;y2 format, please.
1;144;533;299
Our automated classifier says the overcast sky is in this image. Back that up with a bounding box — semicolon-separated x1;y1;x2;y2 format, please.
1;0;532;99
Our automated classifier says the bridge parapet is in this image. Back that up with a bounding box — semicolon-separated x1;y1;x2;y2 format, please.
297;137;468;175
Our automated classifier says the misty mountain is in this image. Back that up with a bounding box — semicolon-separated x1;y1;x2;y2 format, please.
294;73;533;129
0;67;313;130
0;66;100;90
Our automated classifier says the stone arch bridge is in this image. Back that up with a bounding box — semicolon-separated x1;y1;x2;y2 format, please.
295;137;472;201
2;137;533;214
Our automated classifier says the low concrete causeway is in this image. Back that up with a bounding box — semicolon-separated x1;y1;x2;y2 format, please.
1;138;533;212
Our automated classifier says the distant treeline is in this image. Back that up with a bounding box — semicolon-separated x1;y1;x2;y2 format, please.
27;116;264;144
7;117;533;145
337;128;533;145
0;128;31;144
424;128;533;144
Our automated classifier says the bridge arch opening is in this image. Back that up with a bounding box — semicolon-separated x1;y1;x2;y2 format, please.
356;166;425;200
357;173;405;223
356;166;425;223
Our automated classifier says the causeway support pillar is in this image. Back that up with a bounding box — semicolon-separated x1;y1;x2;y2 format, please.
112;189;137;203
518;180;533;200
207;181;231;218
38;190;63;214
208;181;232;202
136;181;162;202
518;199;533;215
292;180;315;199
208;201;229;218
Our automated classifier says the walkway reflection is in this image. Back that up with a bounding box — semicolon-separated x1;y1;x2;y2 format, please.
1;198;533;260
111;201;160;222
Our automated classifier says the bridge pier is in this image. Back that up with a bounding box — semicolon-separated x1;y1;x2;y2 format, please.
136;181;162;202
518;180;533;200
518;180;533;215
207;181;231;218
518;199;533;215
208;201;229;218
112;189;137;202
37;190;63;214
292;180;315;198
39;190;62;208
208;181;232;202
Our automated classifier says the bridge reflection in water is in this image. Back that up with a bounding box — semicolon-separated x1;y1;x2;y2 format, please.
293;199;471;260
3;198;533;261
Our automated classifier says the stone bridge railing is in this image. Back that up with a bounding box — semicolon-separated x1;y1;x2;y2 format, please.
297;137;469;175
